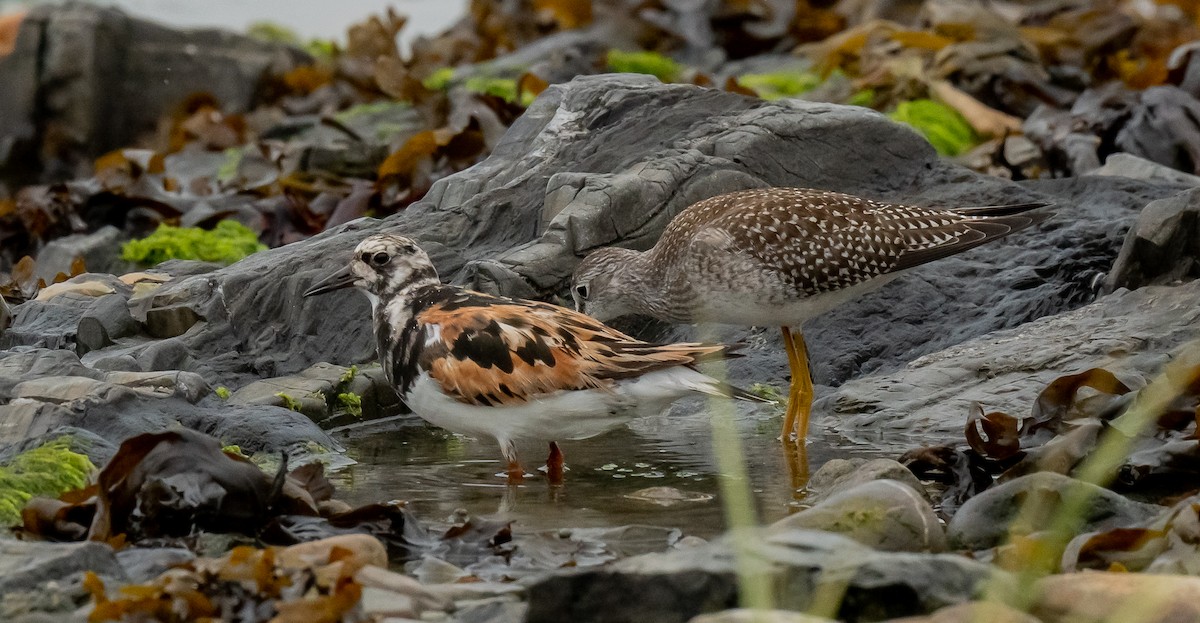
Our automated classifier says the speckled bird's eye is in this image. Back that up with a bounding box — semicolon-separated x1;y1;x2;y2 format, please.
372;252;390;266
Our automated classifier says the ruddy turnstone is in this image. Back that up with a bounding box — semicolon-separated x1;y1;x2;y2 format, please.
572;187;1049;446
305;234;764;484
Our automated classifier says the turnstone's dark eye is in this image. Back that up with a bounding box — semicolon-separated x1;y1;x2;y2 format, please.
372;252;391;266
574;284;589;300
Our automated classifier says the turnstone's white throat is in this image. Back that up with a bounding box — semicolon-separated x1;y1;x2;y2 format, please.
305;234;764;484
572;187;1049;448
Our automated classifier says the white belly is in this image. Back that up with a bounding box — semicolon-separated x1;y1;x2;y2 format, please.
401;367;729;446
694;272;904;326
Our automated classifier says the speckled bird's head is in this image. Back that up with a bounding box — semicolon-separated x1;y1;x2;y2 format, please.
571;247;646;322
304;234;438;306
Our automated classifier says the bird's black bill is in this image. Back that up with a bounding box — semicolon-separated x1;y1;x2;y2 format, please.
304;265;356;297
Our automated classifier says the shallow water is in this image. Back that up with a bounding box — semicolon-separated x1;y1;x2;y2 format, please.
331;401;887;539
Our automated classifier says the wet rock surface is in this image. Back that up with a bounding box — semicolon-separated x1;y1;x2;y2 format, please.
821;278;1200;451
1105;186;1200;291
773;480;947;553
947;472;1164;551
526;528;1003;623
0;347;340;461
2;2;1200;622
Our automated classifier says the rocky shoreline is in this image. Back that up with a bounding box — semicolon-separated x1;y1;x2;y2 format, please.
3;2;1200;622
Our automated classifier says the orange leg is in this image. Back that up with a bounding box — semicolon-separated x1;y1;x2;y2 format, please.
546;442;565;486
506;461;525;484
780;326;814;442
500;439;524;485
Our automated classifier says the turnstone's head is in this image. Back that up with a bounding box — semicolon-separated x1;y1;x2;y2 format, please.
570;247;644;322
304;234;438;306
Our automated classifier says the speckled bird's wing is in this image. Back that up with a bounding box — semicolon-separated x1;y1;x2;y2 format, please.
680;188;1041;296
414;292;728;406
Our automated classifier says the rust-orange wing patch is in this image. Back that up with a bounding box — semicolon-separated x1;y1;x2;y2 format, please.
417;297;726;407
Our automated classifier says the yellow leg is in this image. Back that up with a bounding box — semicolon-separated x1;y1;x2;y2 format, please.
784;435;810;502
780;326;814;442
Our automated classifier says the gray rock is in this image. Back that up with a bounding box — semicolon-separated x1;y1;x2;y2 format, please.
1087;153;1200;187
0;348;206;403
805;458;927;505
821;279;1200;452
225;361;402;426
144;304;203;339
2;274;131;351
76;293;141;354
33;225;126;281
138;336;199;372
0;348;100;398
0;3;307;178
11;375;127;403
947;472;1163;551
3;293;94;351
773;480;946;553
102;370;210;402
885;601;1043;623
526;528;1007;623
0;347;337;458
0;389;342;458
1116;86;1200;176
0;537;124;619
115;547;196;584
297;362;400;424
0;540;126;596
0;425;118;467
1104;187;1200;291
689;609;836;623
230;373;334;422
1;295;10;335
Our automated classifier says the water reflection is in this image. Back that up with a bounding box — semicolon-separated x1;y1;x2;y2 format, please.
332;403;881;539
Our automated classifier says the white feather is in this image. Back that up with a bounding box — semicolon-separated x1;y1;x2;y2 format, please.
402;366;730;450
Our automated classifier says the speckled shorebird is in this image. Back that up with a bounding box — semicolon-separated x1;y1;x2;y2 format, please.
305;234;765;485
571;187;1048;445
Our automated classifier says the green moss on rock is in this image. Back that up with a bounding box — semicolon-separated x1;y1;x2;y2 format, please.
275;392;303;412
121;220;266;267
422;67;455;91
464;76;520;103
887;99;979;157
737;71;822;100
337;392;363;418
0;436;96;526
605;50;681;83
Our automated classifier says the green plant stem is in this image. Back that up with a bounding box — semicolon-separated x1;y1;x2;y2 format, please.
699;325;774;611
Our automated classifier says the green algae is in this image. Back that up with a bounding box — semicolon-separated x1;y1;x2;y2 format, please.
337;392;363;418
121;220;266;267
0;436;96;526
737;71;823;100
275;392;303;412
605;50;682;83
887;99;979;156
422;67;455;91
